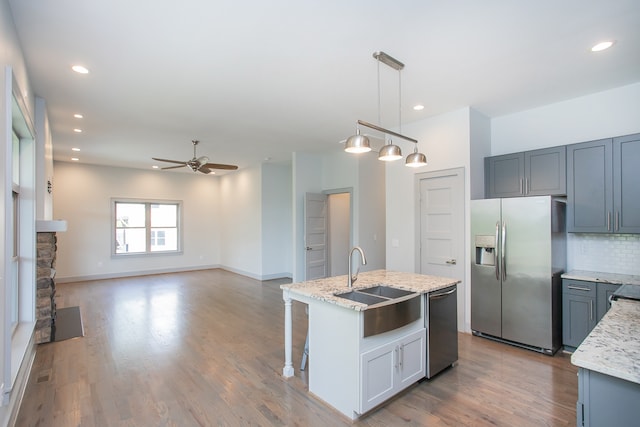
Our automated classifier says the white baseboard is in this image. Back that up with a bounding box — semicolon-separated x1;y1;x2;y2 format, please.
57;265;292;283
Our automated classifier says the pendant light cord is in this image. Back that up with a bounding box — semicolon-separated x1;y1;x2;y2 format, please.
398;68;402;134
377;57;381;126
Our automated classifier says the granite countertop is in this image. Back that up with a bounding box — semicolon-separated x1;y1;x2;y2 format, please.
280;269;460;311
571;299;640;384
562;270;640;286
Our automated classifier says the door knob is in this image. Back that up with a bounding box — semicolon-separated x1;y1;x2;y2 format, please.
445;259;457;265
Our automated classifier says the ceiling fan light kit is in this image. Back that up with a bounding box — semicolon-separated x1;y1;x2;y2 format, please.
152;140;238;174
344;51;427;167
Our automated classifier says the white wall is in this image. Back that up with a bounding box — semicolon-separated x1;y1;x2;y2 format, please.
355;151;386;273
53;162;222;281
218;166;262;279
386;107;473;332
491;83;640;275
261;163;292;279
34;97;53;220
386;107;472;272
492;82;640;154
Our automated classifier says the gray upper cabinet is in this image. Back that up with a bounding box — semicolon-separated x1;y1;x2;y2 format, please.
613;134;640;233
485;153;524;198
567;133;640;233
525;146;566;196
485;146;566;199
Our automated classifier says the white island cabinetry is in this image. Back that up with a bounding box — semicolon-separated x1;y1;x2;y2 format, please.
282;270;458;420
361;328;425;413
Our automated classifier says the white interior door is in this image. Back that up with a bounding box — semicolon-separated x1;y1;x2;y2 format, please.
417;168;465;330
305;193;328;280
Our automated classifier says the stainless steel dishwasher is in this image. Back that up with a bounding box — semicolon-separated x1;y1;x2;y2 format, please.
426;285;458;378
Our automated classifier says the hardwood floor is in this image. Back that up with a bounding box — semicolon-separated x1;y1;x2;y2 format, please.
15;269;577;426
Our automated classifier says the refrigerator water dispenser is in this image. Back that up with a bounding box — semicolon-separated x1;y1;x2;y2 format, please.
475;235;496;266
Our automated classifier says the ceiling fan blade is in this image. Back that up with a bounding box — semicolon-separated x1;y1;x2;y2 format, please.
198;166;212;174
203;163;238;170
161;164;187;170
152;157;187;165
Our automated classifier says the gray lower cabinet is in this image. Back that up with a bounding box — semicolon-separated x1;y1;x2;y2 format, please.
577;368;640;427
596;283;620;322
567;133;640;233
562;280;597;350
485;146;566;198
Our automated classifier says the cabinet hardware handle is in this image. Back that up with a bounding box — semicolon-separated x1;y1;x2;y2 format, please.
394;346;399;370
399;344;404;369
590;300;594;321
520;178;524;195
616;211;620;231
501;221;507;281
567;285;591;292
429;288;457;299
525;178;529;195
607;212;611;231
445;259;457;265
495;222;500;281
306;246;312;251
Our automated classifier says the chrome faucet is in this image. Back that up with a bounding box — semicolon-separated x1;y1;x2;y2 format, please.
348;246;367;288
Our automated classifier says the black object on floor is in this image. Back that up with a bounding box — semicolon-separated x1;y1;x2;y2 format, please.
52;306;84;342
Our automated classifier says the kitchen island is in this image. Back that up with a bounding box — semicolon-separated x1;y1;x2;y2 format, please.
571;282;640;427
281;270;459;419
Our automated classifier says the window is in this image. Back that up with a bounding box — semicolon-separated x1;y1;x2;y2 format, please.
113;200;181;255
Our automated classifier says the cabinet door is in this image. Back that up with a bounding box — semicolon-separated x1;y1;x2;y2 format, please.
596;283;620;322
567;139;613;233
397;329;426;390
563;293;597;349
360;342;396;413
613;134;640;233
485;153;524;198
525;146;566;196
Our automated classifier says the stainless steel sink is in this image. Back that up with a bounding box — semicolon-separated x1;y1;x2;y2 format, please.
334;285;421;337
358;285;414;299
334;291;387;305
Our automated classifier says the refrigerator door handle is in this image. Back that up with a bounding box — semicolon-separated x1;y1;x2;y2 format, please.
501;221;507;281
495;221;500;280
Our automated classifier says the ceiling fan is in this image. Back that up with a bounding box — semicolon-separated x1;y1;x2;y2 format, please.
152;140;238;174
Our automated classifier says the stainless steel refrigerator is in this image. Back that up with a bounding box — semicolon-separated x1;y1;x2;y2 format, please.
471;196;566;354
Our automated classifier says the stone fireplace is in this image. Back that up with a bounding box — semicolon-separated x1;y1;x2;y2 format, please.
35;220;66;344
35;232;57;343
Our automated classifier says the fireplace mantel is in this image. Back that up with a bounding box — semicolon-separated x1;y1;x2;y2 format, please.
36;219;67;232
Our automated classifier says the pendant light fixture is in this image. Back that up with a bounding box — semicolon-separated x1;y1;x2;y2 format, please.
344;126;371;153
344;51;427;167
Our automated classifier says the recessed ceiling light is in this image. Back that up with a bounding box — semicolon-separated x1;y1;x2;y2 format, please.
413;104;425;111
73;128;82;133
71;157;79;161
72;147;81;152
591;41;615;52
72;65;89;74
74;113;83;119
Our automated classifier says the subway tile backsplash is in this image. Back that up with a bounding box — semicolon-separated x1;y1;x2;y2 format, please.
567;233;640;275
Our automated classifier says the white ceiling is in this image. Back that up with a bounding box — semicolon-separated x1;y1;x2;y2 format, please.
8;1;640;174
